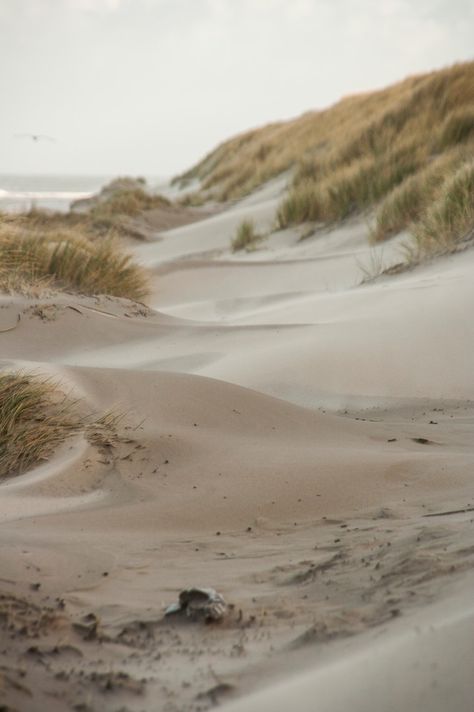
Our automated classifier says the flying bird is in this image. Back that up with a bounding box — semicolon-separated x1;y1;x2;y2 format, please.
14;133;56;143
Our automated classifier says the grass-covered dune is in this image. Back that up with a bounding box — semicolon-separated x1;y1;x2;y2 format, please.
70;176;172;232
20;177;172;240
175;61;474;260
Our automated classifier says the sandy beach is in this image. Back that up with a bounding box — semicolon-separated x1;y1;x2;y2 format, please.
1;166;474;711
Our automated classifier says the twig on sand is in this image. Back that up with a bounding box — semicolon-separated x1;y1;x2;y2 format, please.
0;314;21;333
423;507;474;518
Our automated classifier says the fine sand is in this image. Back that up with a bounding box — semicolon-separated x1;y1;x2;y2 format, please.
1;175;474;711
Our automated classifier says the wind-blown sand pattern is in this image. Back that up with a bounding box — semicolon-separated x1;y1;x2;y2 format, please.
1;174;474;711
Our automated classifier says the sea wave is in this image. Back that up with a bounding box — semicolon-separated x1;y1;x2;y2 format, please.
0;189;93;200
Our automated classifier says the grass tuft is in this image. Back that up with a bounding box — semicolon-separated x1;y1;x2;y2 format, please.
277;181;321;228
231;219;265;252
0;221;149;301
0;372;81;478
88;187;171;230
371;149;467;242
278;139;424;230
357;249;389;283
410;161;474;259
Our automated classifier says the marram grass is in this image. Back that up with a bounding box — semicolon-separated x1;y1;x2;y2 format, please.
370;148;468;243
20;179;171;239
0;222;149;301
0;372;81;478
409;161;474;260
231;219;265;252
174;60;474;216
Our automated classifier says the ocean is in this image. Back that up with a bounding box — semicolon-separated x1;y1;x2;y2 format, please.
0;174;165;213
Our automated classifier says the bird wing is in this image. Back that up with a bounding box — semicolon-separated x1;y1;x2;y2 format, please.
13;133;56;142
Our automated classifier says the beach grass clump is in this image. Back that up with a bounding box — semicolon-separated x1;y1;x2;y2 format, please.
231;219;265;252
0;372;81;478
371;148;468;242
22;178;172;240
409;161;474;259
277;140;424;229
325;145;422;218
21;207;85;230
83;185;171;235
0;222;149;300
276;181;322;227
370;173;428;243
90;187;170;221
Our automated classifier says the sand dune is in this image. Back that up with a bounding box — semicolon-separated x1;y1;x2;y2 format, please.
1;178;474;711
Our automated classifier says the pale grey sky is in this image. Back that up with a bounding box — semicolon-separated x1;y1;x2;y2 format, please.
0;0;472;176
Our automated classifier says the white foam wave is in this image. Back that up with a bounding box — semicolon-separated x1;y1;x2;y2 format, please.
0;190;93;200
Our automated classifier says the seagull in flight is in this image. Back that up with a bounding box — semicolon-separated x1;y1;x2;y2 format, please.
14;133;56;143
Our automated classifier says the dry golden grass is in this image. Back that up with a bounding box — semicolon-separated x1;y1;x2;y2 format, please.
174;60;474;269
0;177;160;300
278;66;474;229
231;219;265;252
0;372;81;478
409;161;474;260
278;137;426;227
22;178;171;239
0;372;128;478
0;217;149;301
88;186;171;228
370;147;468;242
437;107;474;149
174;61;474;241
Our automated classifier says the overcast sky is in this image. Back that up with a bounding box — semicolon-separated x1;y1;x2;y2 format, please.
0;0;472;176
